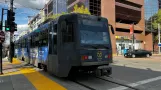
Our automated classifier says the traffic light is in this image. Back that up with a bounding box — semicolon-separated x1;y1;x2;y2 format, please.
6;10;16;32
7;10;11;25
5;20;10;31
10;11;15;26
12;23;17;31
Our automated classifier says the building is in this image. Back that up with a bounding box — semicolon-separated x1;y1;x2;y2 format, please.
144;0;159;53
67;0;101;16
144;0;158;31
46;0;67;16
68;0;150;54
159;0;161;8
28;5;48;32
28;0;67;32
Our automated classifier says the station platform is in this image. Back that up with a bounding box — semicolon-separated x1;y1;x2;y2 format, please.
0;58;67;90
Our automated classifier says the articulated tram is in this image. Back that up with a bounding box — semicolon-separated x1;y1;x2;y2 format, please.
14;13;115;77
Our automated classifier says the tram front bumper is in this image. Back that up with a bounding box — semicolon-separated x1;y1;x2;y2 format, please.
95;65;112;76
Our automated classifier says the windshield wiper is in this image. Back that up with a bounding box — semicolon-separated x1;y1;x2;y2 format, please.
87;45;97;49
96;45;109;49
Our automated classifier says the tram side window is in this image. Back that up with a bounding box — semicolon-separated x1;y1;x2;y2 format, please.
63;23;74;42
40;39;48;46
30;37;32;47
49;24;53;54
24;39;27;48
53;24;57;54
49;33;52;54
54;24;57;44
31;36;34;47
22;40;25;48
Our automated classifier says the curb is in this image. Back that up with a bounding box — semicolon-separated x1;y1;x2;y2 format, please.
152;54;161;56
113;54;123;57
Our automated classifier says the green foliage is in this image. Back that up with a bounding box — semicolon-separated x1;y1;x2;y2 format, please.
44;12;68;22
73;4;91;15
43;12;68;24
152;14;159;29
152;9;161;42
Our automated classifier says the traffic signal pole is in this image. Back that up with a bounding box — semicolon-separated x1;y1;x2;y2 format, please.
9;0;14;63
0;8;4;75
158;24;161;54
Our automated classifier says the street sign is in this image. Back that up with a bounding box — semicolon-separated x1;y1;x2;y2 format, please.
0;31;5;43
129;24;134;35
158;43;161;47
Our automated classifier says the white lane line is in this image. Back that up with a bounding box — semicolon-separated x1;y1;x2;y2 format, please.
109;76;161;90
0;80;3;83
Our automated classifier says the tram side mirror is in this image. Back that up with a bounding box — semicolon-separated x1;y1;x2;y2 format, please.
109;24;115;34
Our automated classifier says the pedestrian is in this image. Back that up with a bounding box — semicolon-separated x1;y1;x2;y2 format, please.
116;46;118;56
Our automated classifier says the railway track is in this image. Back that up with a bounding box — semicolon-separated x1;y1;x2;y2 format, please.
70;75;140;90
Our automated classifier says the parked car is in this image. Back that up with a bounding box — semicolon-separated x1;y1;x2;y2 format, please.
124;49;152;58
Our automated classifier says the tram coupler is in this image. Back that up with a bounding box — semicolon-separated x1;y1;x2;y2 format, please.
95;65;112;77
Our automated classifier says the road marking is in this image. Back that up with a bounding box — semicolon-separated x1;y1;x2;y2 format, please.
20;67;67;90
0;80;3;83
109;76;161;90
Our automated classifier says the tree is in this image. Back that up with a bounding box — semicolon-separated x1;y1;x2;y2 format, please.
152;13;159;30
43;12;68;23
46;12;68;20
73;4;91;15
152;9;161;42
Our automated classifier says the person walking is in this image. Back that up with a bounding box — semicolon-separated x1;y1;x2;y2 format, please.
116;46;118;56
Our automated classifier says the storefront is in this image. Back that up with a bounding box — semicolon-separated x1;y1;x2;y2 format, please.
115;36;143;55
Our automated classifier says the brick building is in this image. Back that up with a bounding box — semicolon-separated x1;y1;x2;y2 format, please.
68;0;152;54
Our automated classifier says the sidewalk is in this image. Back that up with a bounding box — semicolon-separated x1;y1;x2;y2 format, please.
0;58;36;90
0;58;66;90
113;53;161;57
152;54;161;56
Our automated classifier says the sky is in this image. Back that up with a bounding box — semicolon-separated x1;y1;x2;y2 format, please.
0;0;49;29
0;0;49;46
144;0;159;20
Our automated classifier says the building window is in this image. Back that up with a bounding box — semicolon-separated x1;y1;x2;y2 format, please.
48;1;53;14
89;0;101;16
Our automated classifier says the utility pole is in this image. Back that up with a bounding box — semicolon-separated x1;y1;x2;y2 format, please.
158;23;161;54
151;17;154;53
0;8;4;75
131;24;135;51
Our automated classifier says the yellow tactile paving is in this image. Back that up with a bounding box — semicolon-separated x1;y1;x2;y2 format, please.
20;67;67;90
12;58;21;64
0;69;22;76
1;58;66;90
0;58;22;76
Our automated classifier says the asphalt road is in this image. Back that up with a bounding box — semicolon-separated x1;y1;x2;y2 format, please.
1;56;160;90
37;55;161;90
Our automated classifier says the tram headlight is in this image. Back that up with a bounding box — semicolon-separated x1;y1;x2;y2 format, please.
105;55;108;58
105;54;111;58
88;56;92;59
